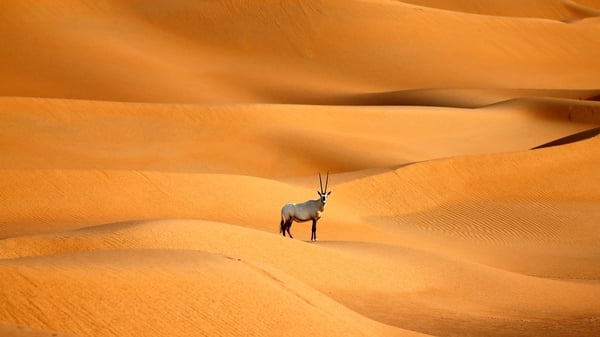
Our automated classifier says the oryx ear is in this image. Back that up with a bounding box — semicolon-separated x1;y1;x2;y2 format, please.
317;190;321;195
327;191;332;195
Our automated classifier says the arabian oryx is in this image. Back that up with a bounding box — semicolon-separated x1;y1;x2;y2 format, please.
280;172;331;241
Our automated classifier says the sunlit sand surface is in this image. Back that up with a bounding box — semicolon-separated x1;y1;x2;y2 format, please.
1;1;600;336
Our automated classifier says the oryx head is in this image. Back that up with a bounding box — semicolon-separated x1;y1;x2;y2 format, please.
318;171;332;204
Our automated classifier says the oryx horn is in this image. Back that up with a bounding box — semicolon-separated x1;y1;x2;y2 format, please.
319;172;324;193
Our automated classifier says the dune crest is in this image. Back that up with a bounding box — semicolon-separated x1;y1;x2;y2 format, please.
400;0;600;21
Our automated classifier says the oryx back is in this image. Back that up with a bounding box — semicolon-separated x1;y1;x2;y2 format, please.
281;200;323;223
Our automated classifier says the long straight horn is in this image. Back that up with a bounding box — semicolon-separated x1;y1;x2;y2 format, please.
319;172;324;193
325;171;329;193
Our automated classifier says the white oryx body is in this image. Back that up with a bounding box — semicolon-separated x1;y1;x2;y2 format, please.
280;172;331;241
281;199;325;224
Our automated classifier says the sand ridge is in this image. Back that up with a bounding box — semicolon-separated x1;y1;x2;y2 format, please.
399;0;600;21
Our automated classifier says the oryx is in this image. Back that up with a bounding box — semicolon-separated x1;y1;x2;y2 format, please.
280;172;331;241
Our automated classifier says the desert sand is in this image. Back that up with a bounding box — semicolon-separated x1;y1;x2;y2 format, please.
1;1;600;337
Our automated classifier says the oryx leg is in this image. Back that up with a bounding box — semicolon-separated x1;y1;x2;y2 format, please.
286;219;293;239
311;219;317;241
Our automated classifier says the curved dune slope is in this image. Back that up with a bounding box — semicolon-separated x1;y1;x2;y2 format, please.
1;97;597;177
335;88;600;108
1;0;600;103
336;137;600;335
0;247;418;337
401;0;600;21
532;127;600;148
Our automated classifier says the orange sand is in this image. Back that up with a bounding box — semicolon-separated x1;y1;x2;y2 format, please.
1;1;600;337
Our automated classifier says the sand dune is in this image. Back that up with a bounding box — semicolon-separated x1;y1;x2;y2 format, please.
0;247;419;337
1;0;600;103
2;0;600;337
331;88;600;108
401;0;600;21
1;135;599;336
1;97;597;176
532;127;600;148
